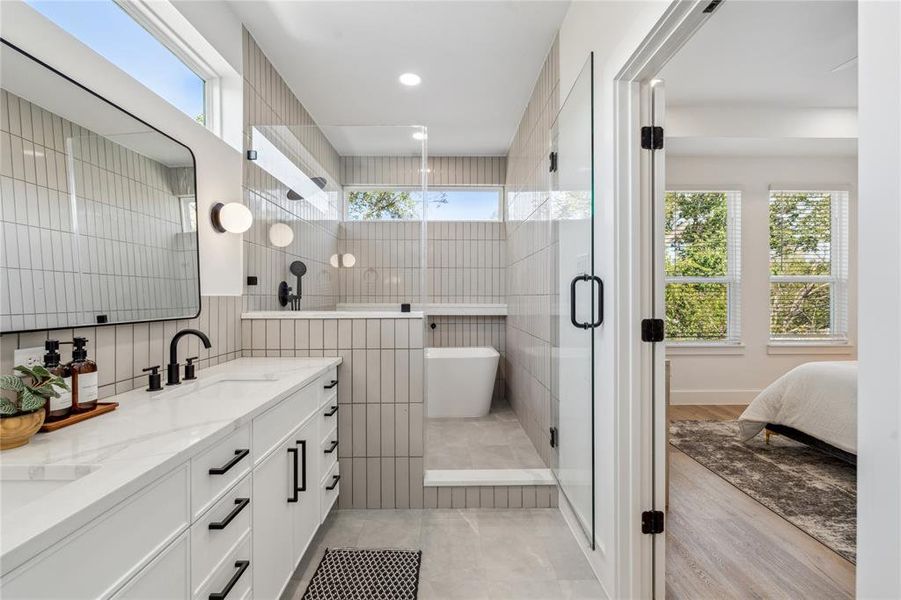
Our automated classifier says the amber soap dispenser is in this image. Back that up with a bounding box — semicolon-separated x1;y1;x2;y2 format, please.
43;340;72;421
70;337;99;412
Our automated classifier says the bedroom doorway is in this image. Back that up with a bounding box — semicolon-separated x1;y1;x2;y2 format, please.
622;0;859;597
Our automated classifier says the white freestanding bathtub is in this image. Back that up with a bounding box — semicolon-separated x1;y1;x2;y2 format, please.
426;347;500;418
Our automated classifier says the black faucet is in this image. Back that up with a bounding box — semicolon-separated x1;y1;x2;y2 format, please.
167;328;212;386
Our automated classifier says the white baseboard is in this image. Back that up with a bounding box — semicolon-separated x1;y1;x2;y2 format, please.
669;389;759;405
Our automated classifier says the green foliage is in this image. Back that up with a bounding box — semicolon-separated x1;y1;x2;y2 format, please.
0;365;70;417
346;190;448;221
664;192;729;340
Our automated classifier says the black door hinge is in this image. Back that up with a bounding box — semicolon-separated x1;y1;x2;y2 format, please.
640;126;664;150
549;151;558;173
641;318;665;342
642;510;664;534
549;427;558;448
703;0;723;13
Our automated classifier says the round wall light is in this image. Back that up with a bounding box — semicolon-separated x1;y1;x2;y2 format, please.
412;131;427;141
399;72;421;86
269;223;294;247
211;202;252;234
330;253;357;268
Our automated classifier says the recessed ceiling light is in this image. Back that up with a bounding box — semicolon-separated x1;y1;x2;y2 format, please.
399;72;421;86
412;131;427;141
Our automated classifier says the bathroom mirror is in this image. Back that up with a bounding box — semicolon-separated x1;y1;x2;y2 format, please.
0;40;200;333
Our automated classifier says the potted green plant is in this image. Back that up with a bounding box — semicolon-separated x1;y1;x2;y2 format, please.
0;365;70;450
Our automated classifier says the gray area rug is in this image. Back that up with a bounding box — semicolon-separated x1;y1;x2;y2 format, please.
669;419;856;563
302;548;422;600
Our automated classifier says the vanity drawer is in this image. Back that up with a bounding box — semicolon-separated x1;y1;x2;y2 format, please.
320;369;338;404
319;399;339;435
253;382;318;463
193;530;252;600
112;531;190;599
191;424;251;518
320;462;340;523
1;465;190;600
191;475;252;590
319;425;338;477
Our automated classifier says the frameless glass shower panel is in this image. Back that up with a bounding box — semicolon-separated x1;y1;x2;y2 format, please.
551;55;596;547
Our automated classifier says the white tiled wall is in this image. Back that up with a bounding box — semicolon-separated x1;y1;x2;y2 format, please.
427;221;506;304
0;90;199;331
241;29;341;312
504;36;560;468
340;156;506;187
0;295;242;398
338;221;422;305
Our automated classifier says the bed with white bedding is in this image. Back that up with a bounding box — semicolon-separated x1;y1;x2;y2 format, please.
738;361;857;459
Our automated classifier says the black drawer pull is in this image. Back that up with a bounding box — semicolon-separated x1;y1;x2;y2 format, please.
209;560;249;600
296;439;308;492
323;405;338;417
323;379;338;389
326;474;340;490
209;449;249;475
209;498;250;530
288;446;299;503
324;440;338;454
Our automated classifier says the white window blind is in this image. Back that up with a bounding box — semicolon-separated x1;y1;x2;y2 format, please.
664;191;742;343
768;189;849;342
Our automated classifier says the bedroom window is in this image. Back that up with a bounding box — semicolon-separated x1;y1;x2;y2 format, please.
664;191;742;343
769;190;849;342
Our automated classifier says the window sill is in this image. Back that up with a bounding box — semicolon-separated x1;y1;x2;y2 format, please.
767;343;855;356
666;343;746;356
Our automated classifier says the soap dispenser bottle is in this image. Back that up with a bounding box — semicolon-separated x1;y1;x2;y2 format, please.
43;340;72;421
70;337;99;412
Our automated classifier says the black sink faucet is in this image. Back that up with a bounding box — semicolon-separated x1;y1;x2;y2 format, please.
167;328;212;386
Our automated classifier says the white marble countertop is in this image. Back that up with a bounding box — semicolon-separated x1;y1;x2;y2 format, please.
0;357;341;575
242;310;424;319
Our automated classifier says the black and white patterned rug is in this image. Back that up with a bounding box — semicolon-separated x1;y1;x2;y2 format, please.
302;548;422;600
670;419;857;563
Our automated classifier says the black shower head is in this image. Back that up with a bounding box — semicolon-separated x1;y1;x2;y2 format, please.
311;177;327;190
287;189;303;201
290;261;307;277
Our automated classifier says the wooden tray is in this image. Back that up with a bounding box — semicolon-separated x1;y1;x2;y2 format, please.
39;402;119;432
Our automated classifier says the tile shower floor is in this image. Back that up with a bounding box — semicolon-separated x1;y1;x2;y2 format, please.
424;402;545;470
284;509;603;600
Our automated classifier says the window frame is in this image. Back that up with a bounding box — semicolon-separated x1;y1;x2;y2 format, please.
664;189;742;346
343;185;504;222
768;188;850;345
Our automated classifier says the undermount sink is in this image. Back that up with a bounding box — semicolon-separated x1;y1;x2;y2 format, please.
0;464;101;514
155;373;281;399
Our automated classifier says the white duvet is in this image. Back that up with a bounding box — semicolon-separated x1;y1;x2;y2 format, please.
738;361;858;454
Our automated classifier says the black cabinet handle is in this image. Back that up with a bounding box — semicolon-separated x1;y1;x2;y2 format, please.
323;379;338;389
288;447;299;503
323;405;338;417
570;274;592;329
296;440;307;492
208;560;249;600
209;449;249;475
208;498;250;530
324;440;338;454
326;474;340;490
591;275;604;327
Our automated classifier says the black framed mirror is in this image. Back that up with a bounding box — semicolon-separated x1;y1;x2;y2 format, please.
0;39;200;333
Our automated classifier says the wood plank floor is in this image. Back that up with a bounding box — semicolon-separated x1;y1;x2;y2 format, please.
666;405;855;599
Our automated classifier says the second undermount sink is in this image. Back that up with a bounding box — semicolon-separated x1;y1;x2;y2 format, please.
0;464;101;514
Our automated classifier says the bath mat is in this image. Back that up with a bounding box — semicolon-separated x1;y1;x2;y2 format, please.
301;548;422;600
670;419;857;563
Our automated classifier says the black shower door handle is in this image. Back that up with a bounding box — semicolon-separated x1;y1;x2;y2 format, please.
570;274;592;329
591;275;604;327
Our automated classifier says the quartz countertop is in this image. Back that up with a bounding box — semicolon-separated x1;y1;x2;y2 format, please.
242;310;425;319
0;357;341;575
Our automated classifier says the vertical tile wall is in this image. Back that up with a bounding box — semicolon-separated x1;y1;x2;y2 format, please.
0;296;242;398
426;315;506;401
504;36;559;468
338;221;422;305
241;316;426;509
426;221;506;304
340;156;506;187
0;90;199;330
242;29;342;312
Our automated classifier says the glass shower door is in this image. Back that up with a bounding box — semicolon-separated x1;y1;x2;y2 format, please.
551;54;596;547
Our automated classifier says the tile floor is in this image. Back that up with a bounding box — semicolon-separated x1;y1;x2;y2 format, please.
284;509;603;600
424;401;545;470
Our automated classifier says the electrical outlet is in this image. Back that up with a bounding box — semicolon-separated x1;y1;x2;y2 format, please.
13;347;44;370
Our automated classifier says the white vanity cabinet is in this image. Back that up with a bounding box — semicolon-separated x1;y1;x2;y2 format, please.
0;361;341;600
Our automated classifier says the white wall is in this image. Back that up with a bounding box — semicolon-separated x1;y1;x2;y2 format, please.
557;1;671;596
857;1;901;597
0;0;244;296
665;155;858;404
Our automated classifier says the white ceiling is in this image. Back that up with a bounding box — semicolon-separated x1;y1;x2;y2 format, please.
228;0;570;156
661;0;858;108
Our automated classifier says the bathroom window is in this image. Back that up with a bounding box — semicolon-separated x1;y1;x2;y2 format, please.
664;190;742;344
769;190;849;342
26;0;207;123
345;187;502;221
